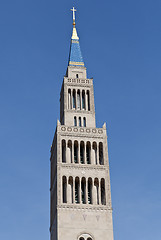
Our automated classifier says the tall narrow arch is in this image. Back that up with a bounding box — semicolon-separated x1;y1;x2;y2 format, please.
77;90;81;109
81;177;86;204
80;141;85;164
68;89;72;109
62;176;67;203
87;90;90;111
101;178;106;205
86;141;91;164
79;117;81;127
74;141;78;163
99;142;104;165
74;116;77;126
83;117;86;127
82;90;85;110
75;177;80;203
73;89;76;109
62;140;66;163
88;177;93;204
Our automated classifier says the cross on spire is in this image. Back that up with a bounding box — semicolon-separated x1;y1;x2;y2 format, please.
71;7;76;22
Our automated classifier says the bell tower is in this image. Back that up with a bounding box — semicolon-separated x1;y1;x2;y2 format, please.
50;8;114;240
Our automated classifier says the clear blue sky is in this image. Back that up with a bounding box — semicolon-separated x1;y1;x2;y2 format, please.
0;0;161;239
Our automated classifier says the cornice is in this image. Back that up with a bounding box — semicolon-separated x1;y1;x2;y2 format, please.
57;204;112;212
59;163;108;171
58;126;106;139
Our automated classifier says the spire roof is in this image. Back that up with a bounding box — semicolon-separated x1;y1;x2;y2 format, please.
68;7;85;67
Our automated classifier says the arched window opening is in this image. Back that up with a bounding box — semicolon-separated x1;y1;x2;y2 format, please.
76;74;79;78
73;89;76;109
62;176;67;203
77;90;81;109
80;141;85;164
62;140;66;163
81;177;86;204
92;142;97;164
99;142;104;165
82;90;85;109
101;178;106;205
87;90;90;111
88;178;92;204
86;142;91;164
74;141;78;163
68;176;73;203
94;178;99;205
83;117;86;127
75;177;80;203
68;89;72;109
67;140;72;163
74;116;77;126
79;234;92;240
79;117;81;127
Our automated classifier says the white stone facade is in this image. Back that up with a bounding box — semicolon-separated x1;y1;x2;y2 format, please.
50;64;114;240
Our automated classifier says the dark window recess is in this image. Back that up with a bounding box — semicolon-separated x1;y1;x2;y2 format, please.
74;117;77;126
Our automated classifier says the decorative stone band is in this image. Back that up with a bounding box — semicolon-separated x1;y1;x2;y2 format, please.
60;163;108;171
57;205;112;211
69;61;85;66
71;40;79;44
65;78;92;85
60;126;103;135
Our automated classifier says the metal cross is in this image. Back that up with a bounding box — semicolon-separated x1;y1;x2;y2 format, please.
71;7;76;21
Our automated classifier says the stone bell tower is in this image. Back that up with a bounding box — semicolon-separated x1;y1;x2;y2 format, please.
50;7;114;240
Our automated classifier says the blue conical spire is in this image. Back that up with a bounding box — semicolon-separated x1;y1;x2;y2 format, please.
68;7;85;67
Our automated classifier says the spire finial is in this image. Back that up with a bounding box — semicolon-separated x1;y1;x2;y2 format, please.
71;7;77;26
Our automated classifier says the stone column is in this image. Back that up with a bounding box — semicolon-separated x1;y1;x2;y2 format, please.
67;177;70;204
92;179;95;205
99;179;102;205
85;178;88;204
93;181;97;205
72;142;74;163
71;89;73;109
79;177;82;204
60;141;62;164
95;148;97;165
97;144;99;165
85;90;88;110
75;90;77;110
86;90;88;111
73;177;75;204
104;179;107;205
70;146;72;163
